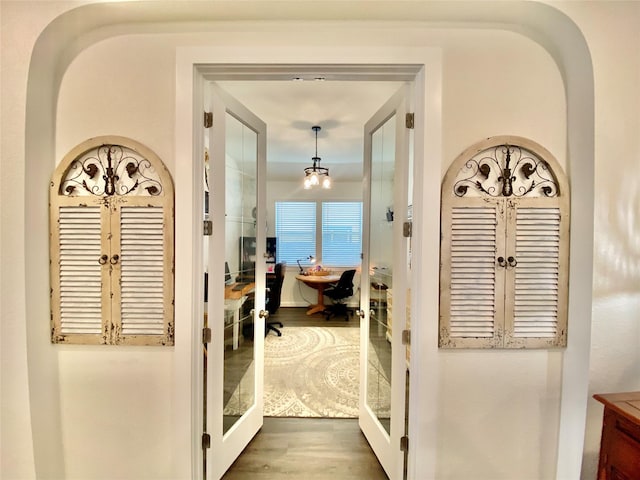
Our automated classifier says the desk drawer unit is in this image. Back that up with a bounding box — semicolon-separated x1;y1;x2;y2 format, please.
595;392;640;479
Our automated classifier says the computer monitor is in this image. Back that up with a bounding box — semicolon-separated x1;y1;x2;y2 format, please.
225;261;232;285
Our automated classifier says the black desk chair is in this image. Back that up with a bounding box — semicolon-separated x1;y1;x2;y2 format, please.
324;269;356;321
265;262;285;336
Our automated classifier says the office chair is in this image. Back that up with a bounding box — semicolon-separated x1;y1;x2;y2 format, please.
265;262;286;336
324;269;356;321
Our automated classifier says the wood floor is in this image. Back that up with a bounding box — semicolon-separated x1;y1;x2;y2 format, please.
222;417;388;479
270;305;358;328
222;307;389;479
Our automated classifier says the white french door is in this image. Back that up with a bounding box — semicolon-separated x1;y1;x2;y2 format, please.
360;85;411;480
204;83;267;479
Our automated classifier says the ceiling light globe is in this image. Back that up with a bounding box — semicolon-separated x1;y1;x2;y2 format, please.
322;177;331;189
310;172;319;185
304;177;312;189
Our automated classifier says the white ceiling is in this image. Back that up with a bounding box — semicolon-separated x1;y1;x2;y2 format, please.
216;80;403;182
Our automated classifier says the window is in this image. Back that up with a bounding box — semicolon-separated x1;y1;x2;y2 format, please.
49;136;175;345
275;201;362;267
322;202;362;267
439;136;570;349
275;202;316;265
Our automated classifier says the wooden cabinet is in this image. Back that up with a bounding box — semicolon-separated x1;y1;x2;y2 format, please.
594;392;640;479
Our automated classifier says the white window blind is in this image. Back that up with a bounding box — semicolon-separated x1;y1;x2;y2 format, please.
275;202;316;265
322;202;362;267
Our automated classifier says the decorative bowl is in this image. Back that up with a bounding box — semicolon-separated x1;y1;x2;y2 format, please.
307;269;332;276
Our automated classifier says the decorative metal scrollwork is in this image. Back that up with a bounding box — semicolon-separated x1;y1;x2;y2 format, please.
453;144;559;198
61;144;163;197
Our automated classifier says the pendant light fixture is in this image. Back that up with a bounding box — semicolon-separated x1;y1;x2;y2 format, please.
303;125;331;189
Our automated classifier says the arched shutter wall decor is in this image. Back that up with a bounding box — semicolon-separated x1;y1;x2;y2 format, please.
439;136;570;349
50;136;175;345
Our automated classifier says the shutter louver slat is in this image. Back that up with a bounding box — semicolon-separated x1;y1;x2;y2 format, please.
449;207;497;338
120;206;165;336
58;206;103;335
513;207;560;338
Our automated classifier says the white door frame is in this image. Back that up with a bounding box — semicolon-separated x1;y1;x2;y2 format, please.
175;47;443;480
360;85;411;480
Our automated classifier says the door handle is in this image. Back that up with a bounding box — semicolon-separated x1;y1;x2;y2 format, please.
258;310;269;319
356;309;366;318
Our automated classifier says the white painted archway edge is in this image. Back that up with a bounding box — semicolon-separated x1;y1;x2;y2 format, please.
19;3;594;479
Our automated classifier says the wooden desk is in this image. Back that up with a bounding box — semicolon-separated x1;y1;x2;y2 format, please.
225;282;255;300
594;391;640;479
295;274;341;315
224;282;255;349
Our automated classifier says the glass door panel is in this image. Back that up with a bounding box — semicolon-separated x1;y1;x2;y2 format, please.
222;112;258;434
205;83;266;480
367;114;395;434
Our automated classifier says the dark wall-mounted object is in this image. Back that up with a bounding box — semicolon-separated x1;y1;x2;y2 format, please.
386;207;394;222
239;236;277;280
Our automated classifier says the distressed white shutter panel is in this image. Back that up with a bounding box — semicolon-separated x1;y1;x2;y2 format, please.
115;202;173;345
504;199;568;348
440;200;503;348
50;136;175;345
439;136;569;349
51;201;109;344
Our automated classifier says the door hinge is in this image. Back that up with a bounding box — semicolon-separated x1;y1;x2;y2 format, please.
204;112;213;128
402;329;411;346
203;220;213;236
405;113;415;129
400;435;409;452
403;221;412;238
202;327;211;344
202;433;211;449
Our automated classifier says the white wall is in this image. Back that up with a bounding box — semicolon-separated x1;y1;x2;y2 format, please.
54;27;566;480
54;34;179;480
4;2;638;479
554;2;640;477
435;31;567;480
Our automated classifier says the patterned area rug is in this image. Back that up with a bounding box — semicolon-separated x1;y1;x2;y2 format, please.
223;326;392;418
264;326;361;417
